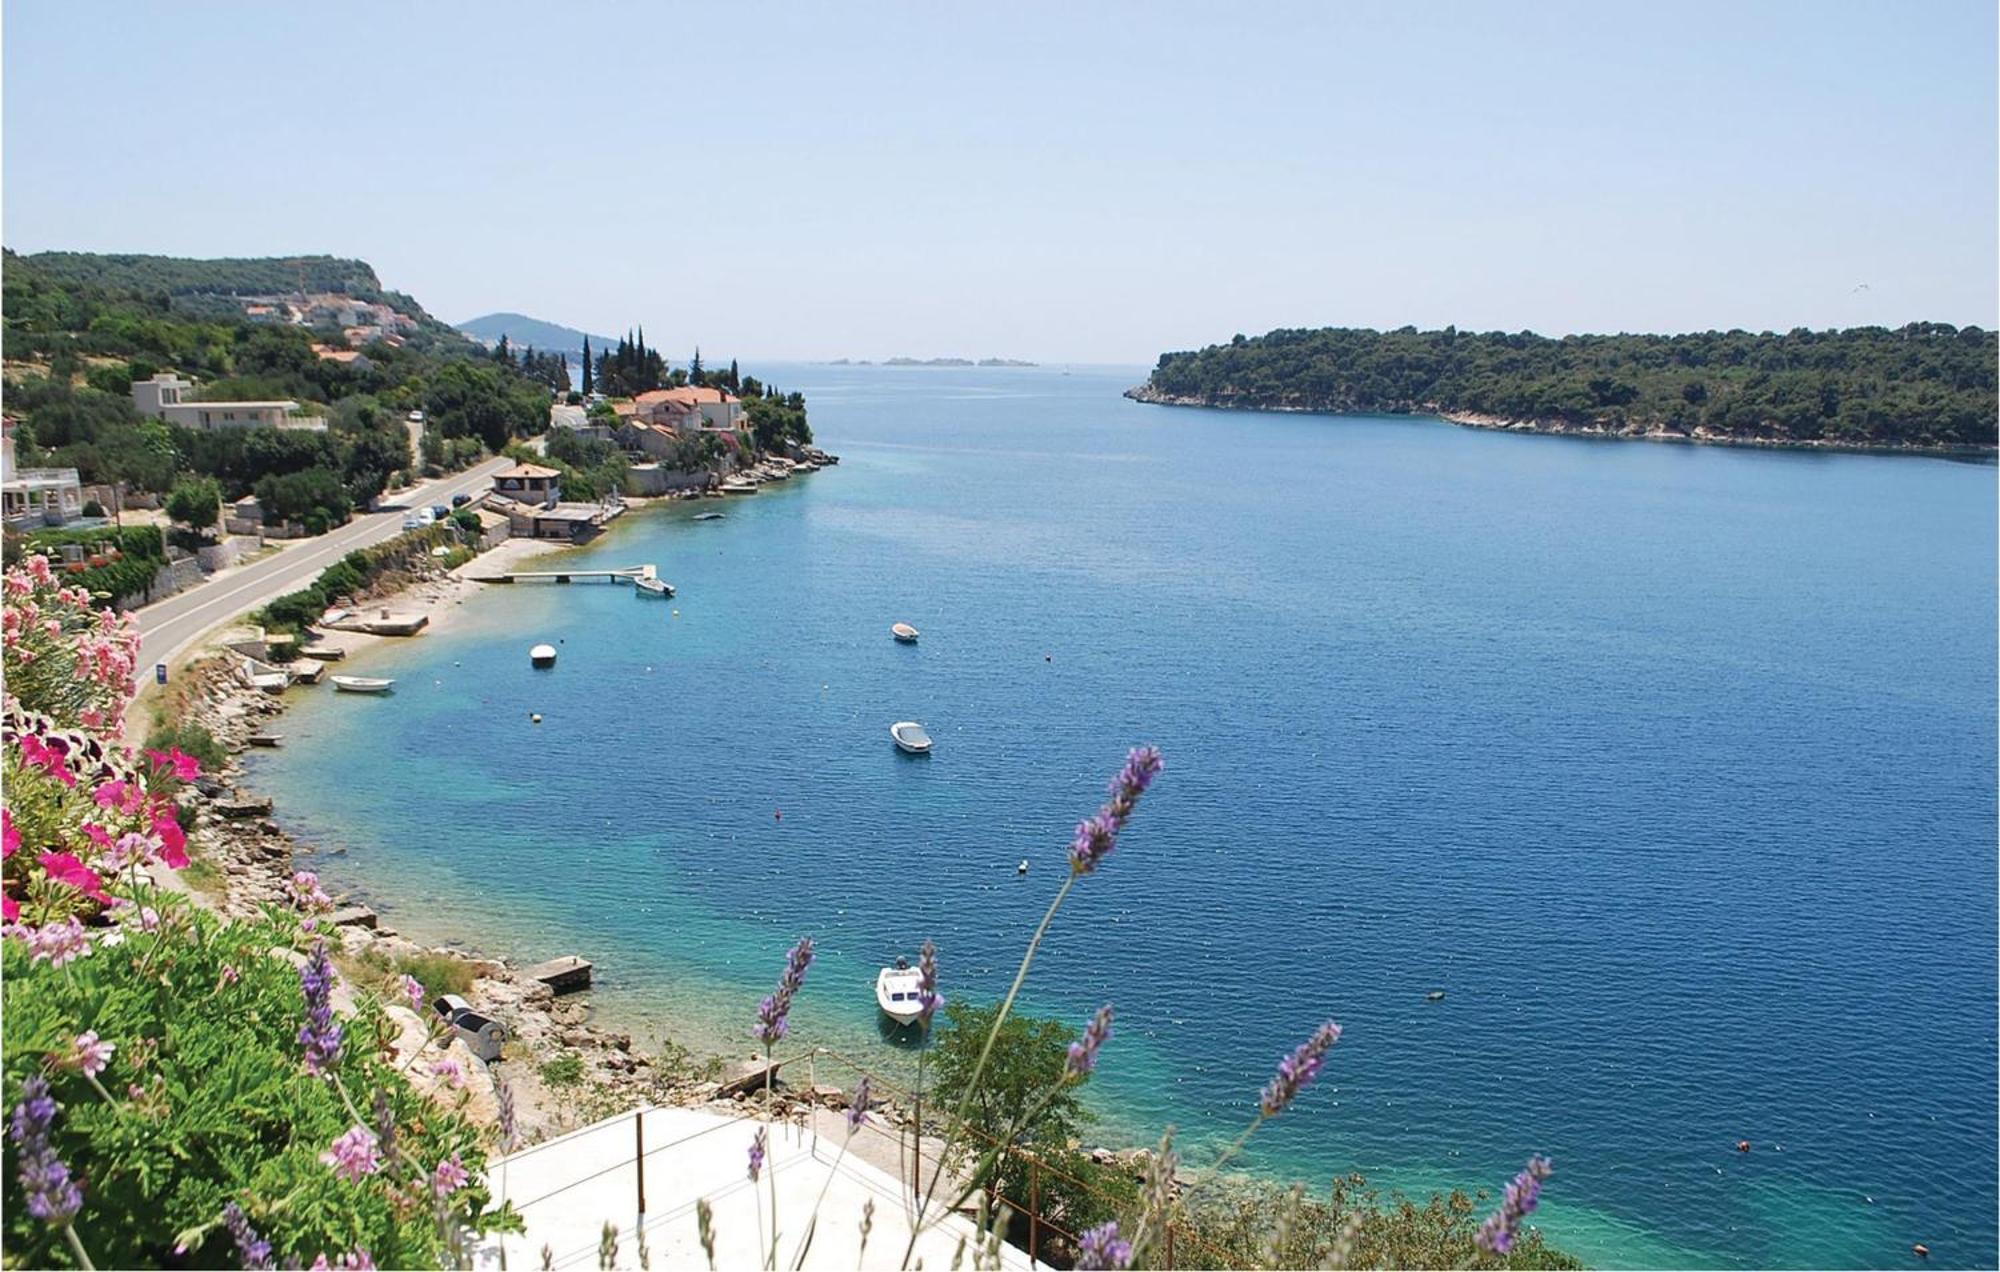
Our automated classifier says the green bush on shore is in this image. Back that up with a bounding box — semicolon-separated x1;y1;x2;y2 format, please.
141;720;228;772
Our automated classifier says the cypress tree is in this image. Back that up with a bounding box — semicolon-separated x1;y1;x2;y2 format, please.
581;337;593;394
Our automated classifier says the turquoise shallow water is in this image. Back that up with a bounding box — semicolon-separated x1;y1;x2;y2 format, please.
247;365;1998;1269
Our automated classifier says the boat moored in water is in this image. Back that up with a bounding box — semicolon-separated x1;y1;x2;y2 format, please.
634;576;675;598
331;676;395;694
890;721;933;754
877;959;926;1025
891;622;920;643
530;644;557;668
692;511;726;521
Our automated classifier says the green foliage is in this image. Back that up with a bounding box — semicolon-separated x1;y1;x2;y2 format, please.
541;427;628;500
539;1052;585;1088
346;945;477;1001
425;360;546;454
21;524;166;603
928;1001;1125;1248
0;900;502;1269
141;720;229;772
253;469;352;528
1145;324;1999;447
256;524;463;632
1180;1174;1582;1271
745;391;812;451
164;477;222;533
80;501;104;519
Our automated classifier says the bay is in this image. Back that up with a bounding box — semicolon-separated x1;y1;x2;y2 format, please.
248;364;1998;1269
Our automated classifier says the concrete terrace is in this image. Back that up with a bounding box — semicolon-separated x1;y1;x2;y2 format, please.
474;1105;1035;1270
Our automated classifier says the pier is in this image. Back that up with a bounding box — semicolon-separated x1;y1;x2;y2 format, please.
472;564;660;586
526;955;594;994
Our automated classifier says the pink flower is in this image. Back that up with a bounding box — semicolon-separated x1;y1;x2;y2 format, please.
400;974;425;1013
431;1058;465;1090
219;963;240;987
107;832;156;871
92;779;139;813
432;1154;469;1197
288;871;332;912
144;747;202;781
79;823;114;851
37;852;109;903
151;814;188;870
2;898;18;923
2;809;17;860
318;1125;382;1182
69;1031;115;1077
20;736;76;788
11;917;92;967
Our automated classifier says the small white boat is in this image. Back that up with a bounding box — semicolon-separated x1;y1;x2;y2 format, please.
891;622;920;644
331;676;395;694
530;644;557;668
634;576;674;598
720;481;759;495
890;721;933;754
876;960;926;1026
692;512;726;521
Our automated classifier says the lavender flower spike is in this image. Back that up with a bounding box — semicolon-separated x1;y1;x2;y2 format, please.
224;1201;275;1270
1067;1004;1114;1078
847;1076;872;1132
298;938;343;1078
1258;1020;1342;1116
917;938;940;1025
1068;746;1163;875
1475;1155;1554;1255
752;935;815;1045
1076;1220;1135;1270
9;1075;82;1224
747;1126;767;1181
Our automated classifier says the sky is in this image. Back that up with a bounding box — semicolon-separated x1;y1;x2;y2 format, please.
4;1;1995;364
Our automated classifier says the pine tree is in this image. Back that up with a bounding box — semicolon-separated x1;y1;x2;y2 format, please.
728;359;740;391
495;333;512;366
690;346;704;386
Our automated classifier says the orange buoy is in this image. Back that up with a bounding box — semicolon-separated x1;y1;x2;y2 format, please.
1913;1244;1929;1258
1736;1140;1751;1153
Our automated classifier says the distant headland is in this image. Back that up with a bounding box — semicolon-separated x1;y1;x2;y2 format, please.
1129;325;1997;454
827;356;1038;367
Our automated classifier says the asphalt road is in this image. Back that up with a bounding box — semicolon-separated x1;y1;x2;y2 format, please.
134;457;511;672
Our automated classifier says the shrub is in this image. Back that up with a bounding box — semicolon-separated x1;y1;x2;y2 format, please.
258;586;326;634
21;526;166;607
141;720;228;773
0;554;143;730
539;1052;585;1088
80;501;104;519
164;477;222;535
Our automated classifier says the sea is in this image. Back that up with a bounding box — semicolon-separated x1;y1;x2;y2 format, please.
246;364;1999;1269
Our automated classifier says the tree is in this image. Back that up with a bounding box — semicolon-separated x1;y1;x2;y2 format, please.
254;468;352;528
164;477;221;536
580;337;592;395
928;1001;1130;1258
689;346;703;386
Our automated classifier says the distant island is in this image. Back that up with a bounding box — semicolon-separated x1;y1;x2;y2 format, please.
1129;325;1997;452
827;356;1038;367
458;311;618;358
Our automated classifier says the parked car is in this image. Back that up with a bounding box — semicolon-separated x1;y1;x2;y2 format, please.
450;493;472;508
400;514;424;530
407;409;426;423
429;504;449;521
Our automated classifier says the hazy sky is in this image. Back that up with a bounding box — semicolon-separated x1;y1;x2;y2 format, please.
5;1;1994;363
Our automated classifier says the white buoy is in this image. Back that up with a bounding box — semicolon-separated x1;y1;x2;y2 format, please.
1017;859;1029;875
531;713;542;724
530;644;557;668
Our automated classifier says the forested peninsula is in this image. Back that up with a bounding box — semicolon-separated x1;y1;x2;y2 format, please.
1129;325;1997;452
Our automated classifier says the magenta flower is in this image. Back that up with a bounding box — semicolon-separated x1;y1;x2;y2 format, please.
917;938;940;1025
1475;1156;1554;1255
9;1075;82;1224
1068;746;1163;875
1076;1220;1134;1270
319;1124;382;1182
145;746;202;781
847;1076;872;1132
752;936;815;1045
2;809;17;859
1067;1004;1114;1078
1259;1020;1342;1116
400;974;425;1013
69;1031;115;1078
433;1154;469;1197
747;1126;767;1181
19;735;76;788
37;852;109;903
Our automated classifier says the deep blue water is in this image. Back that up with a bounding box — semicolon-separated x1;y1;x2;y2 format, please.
248;366;1998;1269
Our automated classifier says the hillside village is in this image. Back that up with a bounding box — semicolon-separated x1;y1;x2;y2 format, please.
1;251;831;610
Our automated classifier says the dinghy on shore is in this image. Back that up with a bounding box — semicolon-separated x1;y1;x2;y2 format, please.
890;721;933;754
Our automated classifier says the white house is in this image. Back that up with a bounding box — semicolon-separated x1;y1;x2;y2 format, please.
130;373;327;432
632;386;743;431
1;421;85;529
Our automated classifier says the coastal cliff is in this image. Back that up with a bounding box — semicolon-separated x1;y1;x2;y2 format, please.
1130;324;2000;454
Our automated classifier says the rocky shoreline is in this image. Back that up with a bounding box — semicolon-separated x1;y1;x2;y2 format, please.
155;544;943;1156
1122;383;1999;457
